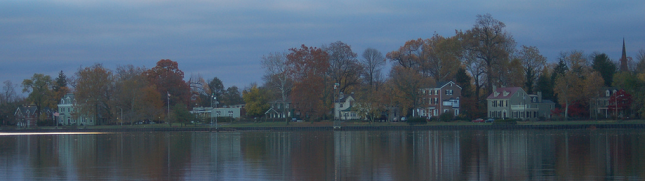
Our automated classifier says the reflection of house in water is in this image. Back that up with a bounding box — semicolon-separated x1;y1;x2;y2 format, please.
487;130;529;179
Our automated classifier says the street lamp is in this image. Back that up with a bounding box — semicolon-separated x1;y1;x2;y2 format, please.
117;107;123;126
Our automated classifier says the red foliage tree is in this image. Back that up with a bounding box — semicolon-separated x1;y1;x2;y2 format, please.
608;89;632;118
144;59;191;112
286;45;330;121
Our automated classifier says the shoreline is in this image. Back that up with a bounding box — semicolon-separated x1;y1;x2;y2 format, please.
2;123;644;132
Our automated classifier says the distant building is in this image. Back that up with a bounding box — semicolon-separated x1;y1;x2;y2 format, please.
14;105;38;128
486;87;555;120
619;38;629;72
57;93;96;126
265;100;292;119
418;81;462;118
191;105;246;119
590;87;620;119
334;92;360;120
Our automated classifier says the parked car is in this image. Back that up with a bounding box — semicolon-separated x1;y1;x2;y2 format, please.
472;118;484;123
485;118;495;123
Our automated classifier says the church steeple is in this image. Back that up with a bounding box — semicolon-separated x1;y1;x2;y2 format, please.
620;38;629;71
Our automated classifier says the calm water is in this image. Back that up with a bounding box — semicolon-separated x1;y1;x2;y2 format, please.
1;129;644;180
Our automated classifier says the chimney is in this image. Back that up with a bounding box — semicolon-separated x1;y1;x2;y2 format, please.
492;85;497;93
537;91;542;102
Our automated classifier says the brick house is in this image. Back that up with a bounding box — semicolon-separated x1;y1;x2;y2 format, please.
14;105;38;127
418;81;462;118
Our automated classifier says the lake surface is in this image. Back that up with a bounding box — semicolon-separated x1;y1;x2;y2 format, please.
1;129;644;180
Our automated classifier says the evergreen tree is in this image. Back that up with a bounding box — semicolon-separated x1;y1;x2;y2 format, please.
591;53;617;87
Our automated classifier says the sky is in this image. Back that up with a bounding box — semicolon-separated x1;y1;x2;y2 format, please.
1;0;644;92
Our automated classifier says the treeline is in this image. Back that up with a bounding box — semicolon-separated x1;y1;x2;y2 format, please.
3;14;645;126
253;13;645;122
1;59;244;126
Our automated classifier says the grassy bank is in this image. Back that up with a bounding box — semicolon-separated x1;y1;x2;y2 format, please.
3;119;644;131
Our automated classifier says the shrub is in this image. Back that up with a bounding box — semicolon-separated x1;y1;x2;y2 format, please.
455;114;469;121
439;112;454;122
428;117;438;122
492;119;517;125
407;117;427;125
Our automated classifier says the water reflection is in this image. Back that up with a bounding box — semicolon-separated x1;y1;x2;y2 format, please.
0;129;644;180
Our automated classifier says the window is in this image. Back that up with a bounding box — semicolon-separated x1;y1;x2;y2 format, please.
492;101;497;107
434;98;438;105
505;100;508;107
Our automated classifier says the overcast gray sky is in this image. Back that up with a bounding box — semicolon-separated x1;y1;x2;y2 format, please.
1;0;644;90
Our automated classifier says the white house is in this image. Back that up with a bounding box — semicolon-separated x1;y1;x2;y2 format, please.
334;92;360;120
57;93;96;126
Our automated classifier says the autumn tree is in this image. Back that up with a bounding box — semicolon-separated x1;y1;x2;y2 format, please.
360;48;386;88
112;65;163;125
420;34;463;82
242;85;271;118
286;44;330;121
261;51;293;124
608;89;632;118
499;57;525;87
22;73;56;121
554;51;603;120
518;45;547;94
386;38;424;69
354;84;388;124
389;66;434;117
591;53;617;87
144;59;191;124
462;14;515;95
75;64;114;125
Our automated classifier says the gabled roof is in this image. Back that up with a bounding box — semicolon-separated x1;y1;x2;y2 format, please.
432;81;462;90
15;105;38;116
486;87;523;99
336;93;355;103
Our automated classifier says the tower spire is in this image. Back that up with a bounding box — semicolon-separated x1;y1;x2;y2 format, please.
620;38;628;71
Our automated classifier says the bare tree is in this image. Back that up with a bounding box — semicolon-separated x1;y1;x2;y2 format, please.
361;48;385;88
2;80;17;104
518;45;547;94
462;14;516;94
261;51;293;124
324;41;363;94
635;49;645;73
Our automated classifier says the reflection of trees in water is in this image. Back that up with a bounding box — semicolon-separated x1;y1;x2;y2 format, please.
2;130;645;180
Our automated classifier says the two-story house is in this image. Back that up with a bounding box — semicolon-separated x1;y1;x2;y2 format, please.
590;87;619;119
334;92;360;120
264;100;292;119
14;105;38;127
487;87;555;120
419;81;462;118
58;93;96;126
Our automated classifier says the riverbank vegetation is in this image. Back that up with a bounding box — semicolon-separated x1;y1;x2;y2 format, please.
2;14;645;127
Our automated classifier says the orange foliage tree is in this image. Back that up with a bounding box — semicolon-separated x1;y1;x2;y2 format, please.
144;59;191;123
286;45;330;121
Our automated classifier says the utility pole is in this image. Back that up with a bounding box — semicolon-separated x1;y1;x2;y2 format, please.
210;93;214;128
167;91;170;126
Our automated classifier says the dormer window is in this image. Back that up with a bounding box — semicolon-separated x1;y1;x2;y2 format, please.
606;90;610;97
494;91;500;97
613;90;617;95
503;91;509;96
